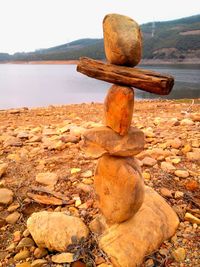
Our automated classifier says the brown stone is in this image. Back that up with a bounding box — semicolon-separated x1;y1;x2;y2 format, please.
94;155;144;224
92;186;179;267
103;13;142;67
104;85;134;135
81;126;144;158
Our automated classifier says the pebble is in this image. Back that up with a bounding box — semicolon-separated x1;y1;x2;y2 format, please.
170;138;182;149
81;170;93;178
182;144;192;154
142;171;151;180
51;252;74;263
184;212;200;225
71;168;81;174
36;172;58;186
0;163;8;178
160;187;173;198
142;157;157;166
16;263;31;267
33;247;48;259
13;230;21;242
16;237;35;249
31;259;48;267
145;258;154;267
7;203;20;212
23;229;30;237
172;247;186;262
186;151;200;161
6;211;20;224
14;249;30;261
180;118;194;126
174;169;189;178
0;188;13;205
161;161;175;173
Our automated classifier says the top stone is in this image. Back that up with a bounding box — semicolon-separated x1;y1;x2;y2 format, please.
103;13;142;67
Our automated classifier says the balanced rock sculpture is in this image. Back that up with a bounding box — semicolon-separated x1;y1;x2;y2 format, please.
77;13;179;267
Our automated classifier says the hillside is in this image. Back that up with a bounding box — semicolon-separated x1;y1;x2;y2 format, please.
1;14;200;62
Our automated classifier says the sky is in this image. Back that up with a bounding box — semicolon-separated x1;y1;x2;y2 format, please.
0;0;199;54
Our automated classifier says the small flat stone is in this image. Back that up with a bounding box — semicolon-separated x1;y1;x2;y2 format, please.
174;170;189;178
36;172;58;186
81;170;93;178
172;247;186;262
160;187;173;198
161;162;175;173
16;237;35;249
103;13;142;66
14;249;30;261
81;126;144;158
6;211;20;224
142;157;157;167
184;212;200;224
33;247;48;259
27;211;89;252
0;163;8;178
186;151;200;161
0;188;13;205
52;252;74;263
180;118;194;126
31;259;48;267
104;85;134;135
16;263;31;267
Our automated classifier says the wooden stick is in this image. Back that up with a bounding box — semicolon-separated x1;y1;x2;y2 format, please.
77;57;174;95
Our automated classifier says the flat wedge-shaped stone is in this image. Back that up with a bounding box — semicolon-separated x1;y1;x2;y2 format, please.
77;57;174;95
103;13;142;67
94;155;144;224
104;85;134;135
81;126;144;158
92;186;179;267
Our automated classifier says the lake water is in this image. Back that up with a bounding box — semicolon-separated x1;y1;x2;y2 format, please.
0;64;200;109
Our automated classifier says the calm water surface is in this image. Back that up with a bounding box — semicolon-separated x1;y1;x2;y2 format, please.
0;64;199;109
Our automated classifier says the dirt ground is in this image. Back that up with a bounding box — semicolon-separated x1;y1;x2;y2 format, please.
0;100;199;267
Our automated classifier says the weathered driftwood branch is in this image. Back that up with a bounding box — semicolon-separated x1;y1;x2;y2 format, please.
77;57;174;95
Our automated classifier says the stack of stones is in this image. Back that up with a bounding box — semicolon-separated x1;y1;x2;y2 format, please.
81;14;145;225
78;14;179;266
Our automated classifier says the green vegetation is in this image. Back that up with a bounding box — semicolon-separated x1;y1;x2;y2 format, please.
1;14;200;62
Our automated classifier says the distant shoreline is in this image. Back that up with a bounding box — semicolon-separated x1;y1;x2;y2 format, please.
0;59;200;65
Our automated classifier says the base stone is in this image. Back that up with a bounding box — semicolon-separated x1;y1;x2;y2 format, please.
90;186;179;267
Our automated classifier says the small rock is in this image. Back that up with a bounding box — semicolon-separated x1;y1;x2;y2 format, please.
13;230;21;242
31;259;48;267
103;13;141;66
7;203;20;212
97;264;112;267
184;212;200;224
51;252;74;263
174;170;189;178
142;157;157;167
180;118;194;126
142;172;151;180
81;170;93;178
0;217;6;228
34;247;48;259
0;188;13;205
70;126;86;138
6;211;20;224
0;163;8;178
14;249;30;261
185;180;199;191
16;263;31;267
36;172;58;186
182;144;192;154
186;151;200;161
71;168;81;174
23;229;30;237
145;258;154;267
71;262;86;267
174;191;184;199
160;187;173;198
27;211;89;252
161;162;175;173
16;237;35;249
170;138;182;149
172;247;186;262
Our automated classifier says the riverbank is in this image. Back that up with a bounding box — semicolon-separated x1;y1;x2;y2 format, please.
0;100;199;267
1;58;200;65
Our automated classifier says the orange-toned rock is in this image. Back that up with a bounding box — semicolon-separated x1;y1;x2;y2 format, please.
103;14;142;66
91;186;179;267
104;85;134;135
81;126;144;158
94;155;144;224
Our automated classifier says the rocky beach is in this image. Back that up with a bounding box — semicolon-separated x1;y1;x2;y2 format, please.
0;99;199;267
